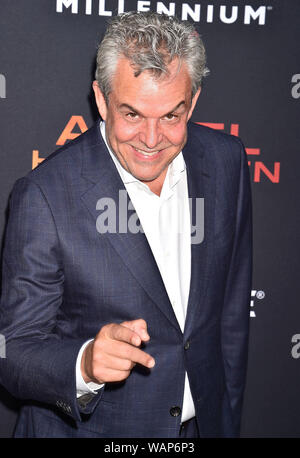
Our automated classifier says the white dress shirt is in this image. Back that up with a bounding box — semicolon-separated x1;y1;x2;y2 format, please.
76;121;195;422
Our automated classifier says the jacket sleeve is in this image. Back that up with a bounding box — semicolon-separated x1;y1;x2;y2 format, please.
0;177;103;422
220;139;252;437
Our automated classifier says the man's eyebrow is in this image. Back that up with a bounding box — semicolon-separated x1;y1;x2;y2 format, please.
166;101;186;113
119;103;141;113
119;101;186;115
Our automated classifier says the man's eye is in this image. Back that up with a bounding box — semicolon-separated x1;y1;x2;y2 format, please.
126;112;139;119
163;113;178;121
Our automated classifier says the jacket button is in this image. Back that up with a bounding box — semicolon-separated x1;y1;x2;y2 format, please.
170;406;181;417
184;340;190;350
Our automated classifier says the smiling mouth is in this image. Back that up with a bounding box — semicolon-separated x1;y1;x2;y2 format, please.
133;147;162;157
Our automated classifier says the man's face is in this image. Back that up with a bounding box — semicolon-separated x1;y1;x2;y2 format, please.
93;57;200;194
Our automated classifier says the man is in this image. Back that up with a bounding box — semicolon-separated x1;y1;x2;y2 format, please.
0;12;252;438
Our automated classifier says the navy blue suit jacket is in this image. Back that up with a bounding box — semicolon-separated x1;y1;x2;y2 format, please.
0;121;252;437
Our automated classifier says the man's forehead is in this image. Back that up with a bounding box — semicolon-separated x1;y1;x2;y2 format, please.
112;56;190;84
110;56;192;102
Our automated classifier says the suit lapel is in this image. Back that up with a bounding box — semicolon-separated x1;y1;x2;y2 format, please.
80;122;181;332
183;124;216;337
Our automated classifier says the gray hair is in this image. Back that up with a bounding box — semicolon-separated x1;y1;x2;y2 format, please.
95;11;209;103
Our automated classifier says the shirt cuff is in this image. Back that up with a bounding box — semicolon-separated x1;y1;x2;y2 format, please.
76;339;104;398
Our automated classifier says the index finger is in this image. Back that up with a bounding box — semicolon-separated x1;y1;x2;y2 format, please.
126;345;155;369
109;324;155;368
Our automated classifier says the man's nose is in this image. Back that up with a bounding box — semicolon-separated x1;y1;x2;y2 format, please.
139;119;163;149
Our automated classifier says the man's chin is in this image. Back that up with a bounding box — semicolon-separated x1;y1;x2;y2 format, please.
138;175;160;183
130;169;165;184
130;163;171;183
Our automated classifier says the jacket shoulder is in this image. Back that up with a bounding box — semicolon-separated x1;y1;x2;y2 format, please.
188;122;244;155
24;122;101;185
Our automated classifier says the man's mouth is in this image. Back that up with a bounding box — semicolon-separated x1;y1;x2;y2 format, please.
132;146;162;158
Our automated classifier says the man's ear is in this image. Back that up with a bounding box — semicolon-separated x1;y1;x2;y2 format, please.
92;80;107;120
187;87;201;120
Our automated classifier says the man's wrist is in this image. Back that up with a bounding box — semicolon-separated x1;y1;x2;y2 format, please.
76;339;104;398
80;340;94;384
